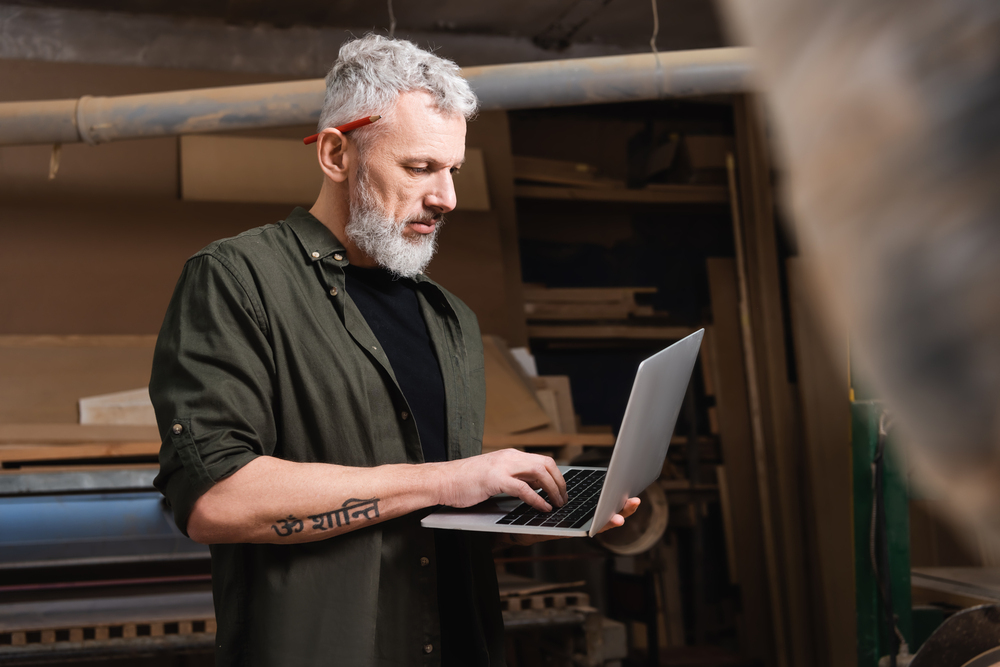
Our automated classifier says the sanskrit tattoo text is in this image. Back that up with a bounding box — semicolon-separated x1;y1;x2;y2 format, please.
271;498;381;537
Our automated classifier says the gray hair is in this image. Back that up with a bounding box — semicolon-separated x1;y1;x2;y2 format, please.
317;34;478;150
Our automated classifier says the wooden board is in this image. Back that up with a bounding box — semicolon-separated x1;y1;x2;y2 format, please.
706;258;774;664
787;258;857;664
180;135;322;206
734;95;813;665
512;155;615;189
0;424;159;444
482;335;551;435
79;388;156;426
527;325;696;340
523;286;657;321
463;110;528;346
515;183;728;204
0;336;157;424
532;376;577;434
911;567;1000;607
0;442;159;467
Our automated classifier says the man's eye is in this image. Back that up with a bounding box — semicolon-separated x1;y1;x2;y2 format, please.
409;166;427;174
450;167;461;175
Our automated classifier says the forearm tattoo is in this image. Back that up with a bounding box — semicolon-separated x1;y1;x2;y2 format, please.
270;498;381;537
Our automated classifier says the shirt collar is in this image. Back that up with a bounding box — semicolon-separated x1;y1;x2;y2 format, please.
286;207;347;264
285;207;433;284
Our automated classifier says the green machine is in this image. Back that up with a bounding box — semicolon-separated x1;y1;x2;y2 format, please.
852;399;914;666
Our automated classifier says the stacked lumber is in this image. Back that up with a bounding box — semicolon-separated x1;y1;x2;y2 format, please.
513;155;622;189
482;336;612;461
0;424;159;470
522;285;658;322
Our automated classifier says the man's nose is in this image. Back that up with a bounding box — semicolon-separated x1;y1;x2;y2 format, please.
425;171;457;214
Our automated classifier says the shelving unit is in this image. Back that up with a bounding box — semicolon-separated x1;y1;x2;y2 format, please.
514;183;728;204
526;324;697;341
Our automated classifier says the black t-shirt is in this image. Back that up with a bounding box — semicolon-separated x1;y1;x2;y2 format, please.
343;264;447;463
344;264;491;667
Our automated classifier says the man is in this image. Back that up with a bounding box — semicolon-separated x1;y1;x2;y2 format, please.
151;35;638;666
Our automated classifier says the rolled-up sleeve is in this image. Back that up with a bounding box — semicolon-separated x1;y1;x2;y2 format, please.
150;252;276;535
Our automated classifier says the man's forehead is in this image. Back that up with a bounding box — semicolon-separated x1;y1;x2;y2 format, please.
379;91;466;160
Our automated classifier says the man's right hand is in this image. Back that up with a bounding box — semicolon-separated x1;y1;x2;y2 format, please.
437;449;568;512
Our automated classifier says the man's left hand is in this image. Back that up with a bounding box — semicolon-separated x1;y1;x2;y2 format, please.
498;496;642;549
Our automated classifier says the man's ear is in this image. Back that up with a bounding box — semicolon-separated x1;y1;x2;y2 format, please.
316;129;351;183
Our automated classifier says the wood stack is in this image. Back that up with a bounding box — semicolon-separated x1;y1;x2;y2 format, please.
513;155;622;189
0;336;160;471
481;335;613;462
522;285;658;322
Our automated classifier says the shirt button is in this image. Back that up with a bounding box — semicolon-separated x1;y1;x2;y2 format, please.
329;287;338;296
424;644;433;654
333;253;344;261
311;251;320;258
172;424;183;435
420;556;429;567
401;411;409;420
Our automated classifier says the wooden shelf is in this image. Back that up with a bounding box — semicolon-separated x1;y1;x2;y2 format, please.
527;324;698;340
514;184;728;204
483;432;615;450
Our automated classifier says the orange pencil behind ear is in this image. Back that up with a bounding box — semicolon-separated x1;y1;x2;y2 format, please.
303;115;381;145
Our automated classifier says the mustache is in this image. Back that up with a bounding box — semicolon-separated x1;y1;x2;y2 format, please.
402;213;445;227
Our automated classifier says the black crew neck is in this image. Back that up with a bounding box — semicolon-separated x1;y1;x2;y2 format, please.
343;265;447;463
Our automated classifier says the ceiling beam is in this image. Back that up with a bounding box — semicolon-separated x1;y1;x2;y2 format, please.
0;3;648;75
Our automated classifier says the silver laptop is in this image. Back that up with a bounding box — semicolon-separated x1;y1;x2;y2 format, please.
421;328;703;538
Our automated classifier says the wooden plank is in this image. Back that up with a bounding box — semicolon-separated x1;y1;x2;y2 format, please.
911;567;1000;606
522;286;656;303
180;135;321;206
78;388;155;426
0;424;159;444
533;388;562;433
706;257;774;664
661;538;686;646
482;432;615;449
0;335;157;424
512;155;617;189
787;258;857;666
734;94;813;665
532;376;577;434
482;335;551;435
715;465;739;585
0;441;159;465
497;571;588;597
467;110;528;346
515;183;728;204
527;325;696;340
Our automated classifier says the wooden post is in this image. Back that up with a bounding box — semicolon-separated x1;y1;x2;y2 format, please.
788;258;857;666
707;258;776;664
733;94;816;664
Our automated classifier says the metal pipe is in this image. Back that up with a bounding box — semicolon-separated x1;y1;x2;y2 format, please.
0;47;754;147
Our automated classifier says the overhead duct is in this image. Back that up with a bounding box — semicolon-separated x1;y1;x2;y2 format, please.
0;47;754;147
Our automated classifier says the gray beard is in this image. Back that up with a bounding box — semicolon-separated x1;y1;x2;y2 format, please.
344;162;443;279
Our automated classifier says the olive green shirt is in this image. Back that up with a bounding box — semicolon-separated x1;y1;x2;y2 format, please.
150;207;504;666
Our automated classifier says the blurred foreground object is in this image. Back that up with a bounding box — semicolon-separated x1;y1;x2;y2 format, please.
719;0;1000;529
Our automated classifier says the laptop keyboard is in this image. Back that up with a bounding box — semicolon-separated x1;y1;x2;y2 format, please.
495;468;607;530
